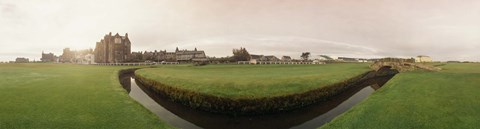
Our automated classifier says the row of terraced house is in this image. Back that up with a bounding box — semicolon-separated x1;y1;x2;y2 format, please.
40;32;208;64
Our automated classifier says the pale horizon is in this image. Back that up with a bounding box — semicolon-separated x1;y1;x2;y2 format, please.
1;0;479;62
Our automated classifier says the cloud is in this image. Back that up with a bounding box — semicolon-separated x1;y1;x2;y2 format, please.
0;0;479;61
1;3;15;13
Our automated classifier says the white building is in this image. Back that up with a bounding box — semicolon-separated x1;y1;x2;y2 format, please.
415;55;432;62
84;54;95;64
313;59;326;64
75;54;95;64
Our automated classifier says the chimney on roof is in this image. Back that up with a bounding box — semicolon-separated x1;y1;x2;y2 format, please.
176;47;179;52
109;32;112;36
194;47;197;51
125;33;128;37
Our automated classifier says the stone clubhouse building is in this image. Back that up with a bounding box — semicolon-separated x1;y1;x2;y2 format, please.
94;32;207;63
94;32;132;63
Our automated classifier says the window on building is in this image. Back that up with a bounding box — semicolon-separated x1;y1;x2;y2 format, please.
115;38;121;43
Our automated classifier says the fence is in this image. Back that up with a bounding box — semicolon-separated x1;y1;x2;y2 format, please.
95;62;179;66
238;61;325;65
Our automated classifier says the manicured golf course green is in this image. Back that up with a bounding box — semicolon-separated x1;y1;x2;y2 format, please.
135;63;371;99
0;63;172;129
3;62;477;128
321;63;480;129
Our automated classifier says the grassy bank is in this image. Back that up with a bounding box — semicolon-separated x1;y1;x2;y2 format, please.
321;63;480;129
135;63;372;114
136;64;371;98
0;63;172;129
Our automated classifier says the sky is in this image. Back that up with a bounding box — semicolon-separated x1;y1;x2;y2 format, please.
1;0;479;61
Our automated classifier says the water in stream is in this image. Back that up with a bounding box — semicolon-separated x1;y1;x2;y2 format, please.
119;73;394;129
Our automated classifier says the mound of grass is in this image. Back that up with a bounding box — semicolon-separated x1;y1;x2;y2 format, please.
321;63;480;129
135;63;373;114
136;63;371;98
0;63;172;129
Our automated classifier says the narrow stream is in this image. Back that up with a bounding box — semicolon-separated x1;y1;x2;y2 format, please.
119;72;394;129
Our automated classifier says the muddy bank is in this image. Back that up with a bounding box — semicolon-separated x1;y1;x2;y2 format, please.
132;68;398;115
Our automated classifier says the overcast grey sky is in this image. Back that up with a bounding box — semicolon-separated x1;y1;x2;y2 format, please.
1;0;479;61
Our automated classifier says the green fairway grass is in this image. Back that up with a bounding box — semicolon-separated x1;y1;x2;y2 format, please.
0;63;172;129
321;63;480;129
135;63;371;99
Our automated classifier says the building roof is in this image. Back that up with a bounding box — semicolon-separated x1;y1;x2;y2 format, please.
175;49;207;61
250;54;264;60
264;55;279;60
176;50;205;54
417;55;430;57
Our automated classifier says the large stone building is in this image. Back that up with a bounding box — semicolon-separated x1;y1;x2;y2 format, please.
59;48;75;63
15;57;29;63
128;47;207;63
94;32;131;63
41;51;57;62
175;47;207;62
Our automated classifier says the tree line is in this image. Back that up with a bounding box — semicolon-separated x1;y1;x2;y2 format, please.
230;47;311;61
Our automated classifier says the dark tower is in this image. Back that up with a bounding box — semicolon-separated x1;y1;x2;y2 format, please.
94;32;131;63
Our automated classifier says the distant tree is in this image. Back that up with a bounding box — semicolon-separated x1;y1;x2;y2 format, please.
232;47;251;61
301;52;311;61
